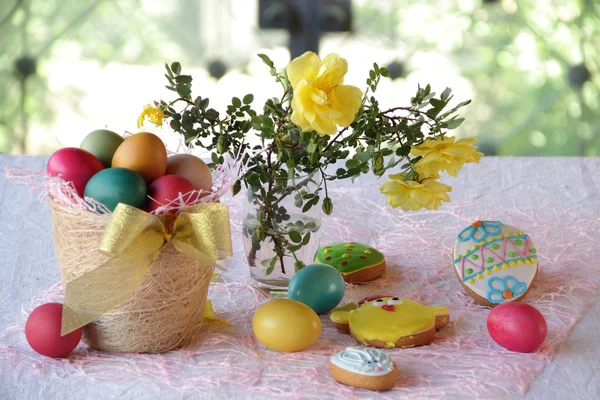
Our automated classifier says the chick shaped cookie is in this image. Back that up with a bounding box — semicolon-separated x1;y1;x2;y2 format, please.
330;296;450;348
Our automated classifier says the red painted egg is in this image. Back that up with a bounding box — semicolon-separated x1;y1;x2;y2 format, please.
146;175;196;213
487;303;547;353
25;303;82;358
47;148;104;197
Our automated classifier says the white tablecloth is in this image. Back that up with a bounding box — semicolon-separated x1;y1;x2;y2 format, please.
0;156;599;400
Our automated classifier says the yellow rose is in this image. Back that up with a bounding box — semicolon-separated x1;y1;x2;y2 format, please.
411;136;483;178
137;105;165;128
287;52;362;136
380;173;451;211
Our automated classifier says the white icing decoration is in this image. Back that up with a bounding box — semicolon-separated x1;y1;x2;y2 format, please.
387;298;403;305
453;222;538;304
331;347;394;376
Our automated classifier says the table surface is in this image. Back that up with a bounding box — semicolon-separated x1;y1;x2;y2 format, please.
0;156;599;400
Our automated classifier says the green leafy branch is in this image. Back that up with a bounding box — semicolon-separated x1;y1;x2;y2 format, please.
152;56;470;275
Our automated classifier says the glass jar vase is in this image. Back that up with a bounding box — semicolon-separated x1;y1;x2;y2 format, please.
242;172;322;289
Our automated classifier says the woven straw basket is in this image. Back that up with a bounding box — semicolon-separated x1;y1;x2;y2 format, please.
49;198;214;353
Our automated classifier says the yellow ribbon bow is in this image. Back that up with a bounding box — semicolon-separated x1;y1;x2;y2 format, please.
61;203;232;335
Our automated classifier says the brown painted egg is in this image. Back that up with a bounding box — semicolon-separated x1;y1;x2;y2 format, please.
166;154;212;192
111;132;167;182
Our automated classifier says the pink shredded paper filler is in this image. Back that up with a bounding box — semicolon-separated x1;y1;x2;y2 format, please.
0;190;598;399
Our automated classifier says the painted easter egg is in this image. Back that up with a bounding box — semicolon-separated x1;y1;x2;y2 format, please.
84;168;147;212
453;220;538;307
252;299;321;352
25;303;82;358
166;154;213;192
288;263;345;314
111;132;167;182
487;302;547;353
47;148;104;197
80;129;124;167
146;175;196;213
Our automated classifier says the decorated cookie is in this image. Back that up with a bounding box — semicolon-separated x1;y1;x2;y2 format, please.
329;347;397;391
330;296;450;348
453;220;538;307
314;242;386;283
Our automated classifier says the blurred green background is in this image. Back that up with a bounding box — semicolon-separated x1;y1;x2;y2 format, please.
0;0;598;155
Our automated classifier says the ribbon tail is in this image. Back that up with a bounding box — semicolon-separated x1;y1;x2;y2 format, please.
202;299;231;326
61;249;161;336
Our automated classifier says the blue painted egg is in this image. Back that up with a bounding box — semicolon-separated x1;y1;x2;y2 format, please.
84;168;147;212
288;263;345;314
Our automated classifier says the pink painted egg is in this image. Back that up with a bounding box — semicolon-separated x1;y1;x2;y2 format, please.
487;302;547;353
25;303;82;358
47;147;104;197
146;174;196;213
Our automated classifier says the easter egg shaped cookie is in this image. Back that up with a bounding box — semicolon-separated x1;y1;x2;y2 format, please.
314;242;386;283
453;220;538;307
330;296;450;348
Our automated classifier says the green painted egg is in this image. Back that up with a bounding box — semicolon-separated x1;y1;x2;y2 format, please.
84;168;147;212
288;264;345;314
80;129;124;168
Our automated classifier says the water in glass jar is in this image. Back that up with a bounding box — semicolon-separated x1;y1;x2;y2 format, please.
243;214;321;288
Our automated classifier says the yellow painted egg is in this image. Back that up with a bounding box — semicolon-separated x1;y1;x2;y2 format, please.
252;299;321;352
111;132;167;183
166;154;212;192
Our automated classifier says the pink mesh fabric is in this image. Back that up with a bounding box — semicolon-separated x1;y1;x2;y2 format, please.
0;190;598;399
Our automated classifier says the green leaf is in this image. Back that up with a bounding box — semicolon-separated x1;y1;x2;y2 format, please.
302;201;313;213
205;109;219;121
171;62;182;75
232;97;242;108
174;75;192;84
199;98;209;110
265;264;275;276
256;226;266;241
257;53;275;68
243;94;254;104
232;180;241;196
346;159;361;169
302;232;311;245
446;118;465;129
294;261;305;272
169;119;181;131
246;172;260;187
176;86;191;98
289;231;302;243
380;67;389;77
441;87;451;101
287;244;302;252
